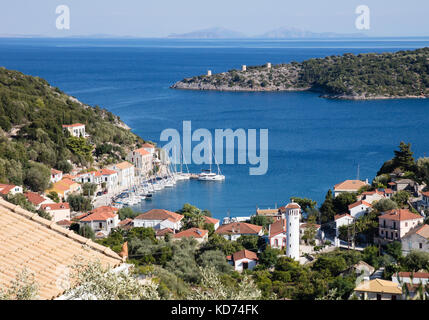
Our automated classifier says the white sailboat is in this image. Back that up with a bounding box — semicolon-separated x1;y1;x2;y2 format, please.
198;149;225;181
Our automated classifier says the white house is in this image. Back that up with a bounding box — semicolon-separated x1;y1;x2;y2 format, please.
348;200;372;219
215;222;263;241
392;271;429;299
268;218;287;249
133;209;184;231
334;213;354;237
24;192;54;210
126;147;153;177
95;168;119;192
358;190;386;204
227;249;258;272
377;209;424;245
203;215;220;230
419;191;429;212
40;202;71;222
50;169;63;184
142;143;156;155
401;224;429;255
108;161;135;191
0;184;23;196
354;279;402;300
62;123;86;138
79;206;120;236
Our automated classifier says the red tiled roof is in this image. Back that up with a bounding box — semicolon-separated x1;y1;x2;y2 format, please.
384;188;393;194
334;180;368;191
62;123;85;128
379;209;423;222
156;228;174;236
134;209;184;223
203;215;219;225
98;168;117;176
56;219;72;226
285;203;301;209
51;169;62;175
173;228;208;239
232;249;258;261
24;192;48;206
334;213;353;221
134;148;150;156
421;191;429;197
0;184;16;195
348;200;372;210
397;272;429;279
142;143;155;149
41;203;70;211
269;219;287;238
118;218;133;226
80;206;118;222
215;222;262;235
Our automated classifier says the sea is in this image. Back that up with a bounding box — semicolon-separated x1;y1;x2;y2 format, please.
1;37;429;220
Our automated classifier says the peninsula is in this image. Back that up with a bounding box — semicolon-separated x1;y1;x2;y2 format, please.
171;47;429;100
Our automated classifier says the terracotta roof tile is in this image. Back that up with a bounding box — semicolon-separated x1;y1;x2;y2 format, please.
134;148;150;156
379;209;423;222
354;279;402;294
41;203;70;211
232;249;258;261
348;200;372;210
134;209;183;223
203;216;219;225
24;192;48;206
269;219;287;238
215;222;262;235
173;228;208;239
334;180;368;191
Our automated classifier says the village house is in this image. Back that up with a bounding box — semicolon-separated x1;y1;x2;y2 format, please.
348;200;372;219
392;272;429;299
333;179;369;197
255;207;283;221
133;209;184;231
50;169;63;184
126;147;153;177
401;223;429;255
418;190;429;212
24;192;54;210
46;178;81;200
118;218;134;231
155;228;175;240
376;209;424;245
333;213;354;237
347;261;375;285
227;249;258;272
215;222;263;241
0;198;125;300
74;171;97;184
108;161;135;191
62;123;87;138
142;143;156;155
78;206;120;237
94;169;119;192
173;227;208;243
56;219;72;229
40;202;71;222
390;179;419;196
203;215;220;230
268;219;287;249
0;184;23;196
357;190;386;204
354;279;402;300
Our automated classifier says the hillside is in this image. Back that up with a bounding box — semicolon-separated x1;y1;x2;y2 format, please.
0;66;145;189
171;47;429;99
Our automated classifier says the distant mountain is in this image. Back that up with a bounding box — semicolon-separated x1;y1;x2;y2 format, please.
167;27;246;39
257;27;367;39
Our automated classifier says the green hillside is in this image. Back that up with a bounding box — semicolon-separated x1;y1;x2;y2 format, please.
0;67;145;190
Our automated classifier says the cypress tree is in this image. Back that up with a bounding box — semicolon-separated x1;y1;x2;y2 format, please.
320;189;336;224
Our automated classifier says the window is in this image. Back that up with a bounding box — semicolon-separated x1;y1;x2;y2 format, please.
243;262;249;270
376;294;381;300
391;295;396;300
420;243;423;249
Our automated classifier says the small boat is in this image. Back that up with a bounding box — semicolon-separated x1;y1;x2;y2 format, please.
198;169;225;181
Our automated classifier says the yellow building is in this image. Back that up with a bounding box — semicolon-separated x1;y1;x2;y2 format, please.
47;178;81;200
354;279;402;300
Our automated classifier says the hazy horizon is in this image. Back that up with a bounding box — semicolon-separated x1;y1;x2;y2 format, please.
1;1;429;38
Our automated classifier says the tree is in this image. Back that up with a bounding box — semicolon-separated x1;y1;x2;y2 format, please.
236;235;259;251
290;197;317;213
250;215;274;229
197;250;233;273
47;191;60;203
392;190;411;207
24;162;51;192
402;251;429;271
393;142;416;172
372;198;397;213
0;268;38;300
319;190;336;223
68;194;92;212
333;192;357;214
362;246;379;269
385;242;402;261
118;207;140;220
82;183;97;197
259;247;280;267
78;224;95;240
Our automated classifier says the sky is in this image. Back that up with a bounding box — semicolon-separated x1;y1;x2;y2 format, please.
0;0;428;37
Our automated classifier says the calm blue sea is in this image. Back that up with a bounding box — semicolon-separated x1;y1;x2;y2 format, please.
1;38;429;219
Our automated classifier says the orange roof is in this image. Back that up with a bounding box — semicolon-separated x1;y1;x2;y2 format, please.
348;200;372;210
0;198;122;300
256;208;280;216
421;191;429;197
41;203;70;211
98;168;117;176
403;224;429;240
80;206;118;222
142;143;155;149
269;219;287;238
354;279;402;294
334;180;368;191
56;219;72;226
173;228;208;239
52;178;78;191
134;148;150;156
113;161;133;170
285;202;301;209
396;271;429;279
118;218;133;226
203;215;219;225
231;249;258;261
0;184;16;195
24;192;48;206
156;228;174;236
334;213;353;221
134;209;183;223
51;169;62;175
62;123;85;128
215;222;262;235
379;209;423;222
384;188;393;194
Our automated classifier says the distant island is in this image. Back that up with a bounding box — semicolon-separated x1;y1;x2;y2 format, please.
167;26;367;39
171;47;429;100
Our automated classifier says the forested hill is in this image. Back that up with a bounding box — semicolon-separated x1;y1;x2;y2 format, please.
171;47;429;100
0;67;145;190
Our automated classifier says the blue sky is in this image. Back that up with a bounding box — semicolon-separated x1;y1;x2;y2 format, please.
1;0;428;37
